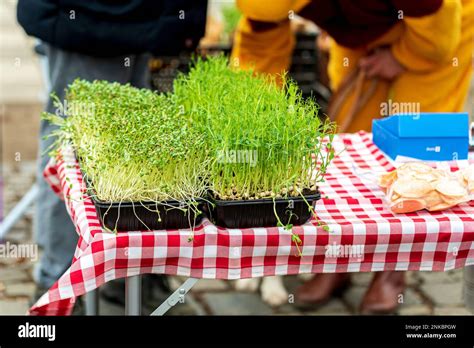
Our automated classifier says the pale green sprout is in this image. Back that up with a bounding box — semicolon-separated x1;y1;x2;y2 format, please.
43;80;208;234
174;56;336;252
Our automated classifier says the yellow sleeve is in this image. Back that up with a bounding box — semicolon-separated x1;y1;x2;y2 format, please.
391;0;462;72
236;0;310;22
230;16;294;77
230;0;310;77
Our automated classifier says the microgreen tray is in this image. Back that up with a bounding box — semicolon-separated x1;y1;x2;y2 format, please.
90;196;206;232
208;192;321;229
79;156;206;232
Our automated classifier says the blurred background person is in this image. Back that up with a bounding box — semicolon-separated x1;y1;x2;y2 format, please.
231;0;473;314
16;0;208;306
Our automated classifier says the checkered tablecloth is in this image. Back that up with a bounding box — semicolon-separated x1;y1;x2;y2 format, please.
29;132;474;315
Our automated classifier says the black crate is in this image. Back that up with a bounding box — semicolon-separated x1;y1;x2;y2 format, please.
208;192;321;228
91;197;206;232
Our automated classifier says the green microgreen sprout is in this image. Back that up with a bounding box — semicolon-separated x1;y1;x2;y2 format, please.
43;55;335;246
173;55;336;248
42;79;208;232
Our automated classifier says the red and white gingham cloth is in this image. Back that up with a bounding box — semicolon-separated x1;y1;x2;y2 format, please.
29;132;474;315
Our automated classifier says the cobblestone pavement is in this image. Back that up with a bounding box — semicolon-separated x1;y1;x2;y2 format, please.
1;161;473;316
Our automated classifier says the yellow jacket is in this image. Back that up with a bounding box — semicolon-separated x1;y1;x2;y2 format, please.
231;0;473;133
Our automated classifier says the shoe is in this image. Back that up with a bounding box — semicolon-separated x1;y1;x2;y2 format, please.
295;273;351;307
360;271;405;314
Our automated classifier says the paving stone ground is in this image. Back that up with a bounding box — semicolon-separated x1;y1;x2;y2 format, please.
1;162;473;316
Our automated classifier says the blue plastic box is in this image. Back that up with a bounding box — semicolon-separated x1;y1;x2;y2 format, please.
372;112;469;161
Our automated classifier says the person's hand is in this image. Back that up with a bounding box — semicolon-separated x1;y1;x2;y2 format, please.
359;48;405;80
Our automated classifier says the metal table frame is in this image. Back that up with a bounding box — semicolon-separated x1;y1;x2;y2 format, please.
84;269;474;316
84;275;199;316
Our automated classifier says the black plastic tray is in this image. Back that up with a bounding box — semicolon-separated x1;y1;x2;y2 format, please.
91;197;206;232
209;192;321;228
78;161;205;231
78;155;206;231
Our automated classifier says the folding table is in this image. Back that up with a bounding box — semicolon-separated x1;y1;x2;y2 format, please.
29;132;474;316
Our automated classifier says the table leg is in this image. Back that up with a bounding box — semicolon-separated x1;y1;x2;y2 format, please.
84;288;99;315
125;275;142;315
0;184;38;240
464;265;474;313
150;278;199;316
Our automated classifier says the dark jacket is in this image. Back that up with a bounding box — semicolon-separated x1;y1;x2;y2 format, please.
17;0;208;56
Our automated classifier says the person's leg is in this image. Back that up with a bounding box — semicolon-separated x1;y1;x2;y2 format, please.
34;42;51;249
293;44;384;308
34;45;151;290
361;25;473;317
33;45;79;289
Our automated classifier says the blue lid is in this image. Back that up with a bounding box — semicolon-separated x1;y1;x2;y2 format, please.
374;112;469;138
